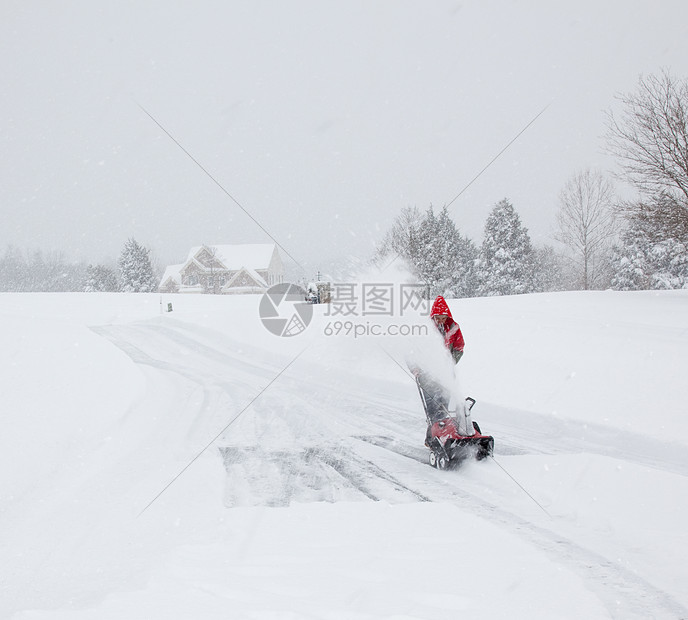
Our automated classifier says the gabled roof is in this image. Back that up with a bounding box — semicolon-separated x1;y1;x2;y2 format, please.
180;257;205;273
160;264;184;284
224;266;268;289
186;244;276;270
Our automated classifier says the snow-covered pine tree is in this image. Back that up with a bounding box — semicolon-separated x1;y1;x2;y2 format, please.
477;199;536;296
84;264;119;292
376;206;478;298
117;238;158;292
610;223;652;290
611;217;688;290
411;206;441;292
375;205;478;297
434;206;478;298
651;237;688;288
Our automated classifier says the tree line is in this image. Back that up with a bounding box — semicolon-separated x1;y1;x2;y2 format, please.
374;201;558;298
375;69;688;296
0;238;158;293
3;71;687;296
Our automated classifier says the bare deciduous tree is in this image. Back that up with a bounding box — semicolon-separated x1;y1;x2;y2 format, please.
605;70;688;241
555;169;616;290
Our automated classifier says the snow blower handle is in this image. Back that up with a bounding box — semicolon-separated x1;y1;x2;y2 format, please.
415;375;430;420
465;397;476;411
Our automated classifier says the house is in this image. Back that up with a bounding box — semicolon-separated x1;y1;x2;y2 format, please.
158;244;284;294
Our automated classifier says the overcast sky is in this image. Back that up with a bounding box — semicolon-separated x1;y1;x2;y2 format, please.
2;0;688;278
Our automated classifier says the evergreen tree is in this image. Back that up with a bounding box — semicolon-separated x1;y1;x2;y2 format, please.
611;223;652;290
611;218;688;290
117;238;158;292
435;206;478;298
477;199;536;296
84;264;119;292
651;237;688;289
375;205;478;298
411;206;442;292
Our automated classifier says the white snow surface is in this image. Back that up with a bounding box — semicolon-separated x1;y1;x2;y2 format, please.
1;290;687;619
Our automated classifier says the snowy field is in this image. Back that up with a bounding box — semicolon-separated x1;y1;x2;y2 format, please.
1;288;687;619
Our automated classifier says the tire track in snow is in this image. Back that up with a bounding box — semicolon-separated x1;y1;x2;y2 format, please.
355;436;688;620
91;320;687;620
219;445;429;505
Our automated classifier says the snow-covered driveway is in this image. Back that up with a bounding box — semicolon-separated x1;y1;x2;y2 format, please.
2;291;687;619
97;305;688;619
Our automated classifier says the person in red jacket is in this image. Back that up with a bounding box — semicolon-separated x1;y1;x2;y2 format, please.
415;295;469;443
429;295;464;363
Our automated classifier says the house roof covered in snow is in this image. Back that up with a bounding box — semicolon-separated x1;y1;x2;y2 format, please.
161;264;184;284
186;244;277;270
225;266;268;289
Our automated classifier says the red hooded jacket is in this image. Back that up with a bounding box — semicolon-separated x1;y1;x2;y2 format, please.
430;296;464;356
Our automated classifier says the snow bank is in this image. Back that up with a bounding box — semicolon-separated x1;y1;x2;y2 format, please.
456;290;688;444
